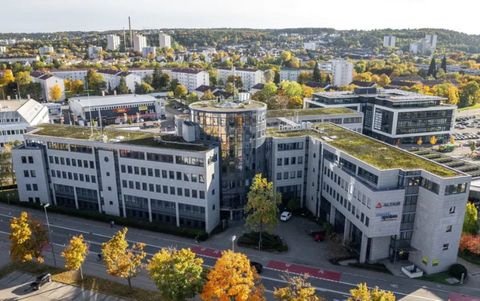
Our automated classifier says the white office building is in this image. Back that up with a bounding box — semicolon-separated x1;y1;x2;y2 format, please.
30;71;66;102
0;99;49;148
268;123;470;274
171;68;209;91
217;67;264;90
383;35;396;48
133;34;147;53
87;46;103;60
13;124;220;233
331;59;353;87
159;32;171;48
106;34;121;51
39;46;54;56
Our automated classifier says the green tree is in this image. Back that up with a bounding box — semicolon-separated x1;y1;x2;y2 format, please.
15;71;31;98
227;75;243;89
102;228;146;289
61;235;88;280
463;202;479;234
245;174;281;249
208;69;218;86
186;92;199;103
441;56;447;73
459;81;480;108
135;82;154;94
225;82;237;95
86;69;106;95
201;89;215;100
427;57;437;78
148;248;204;301
9;211;48;263
312;62;321;82
174;84;188;99
264;69;275;83
281;51;292;64
274;275;322;301
118;76;129;94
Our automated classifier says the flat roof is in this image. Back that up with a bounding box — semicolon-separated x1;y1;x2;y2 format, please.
30;124;209;151
70;94;157;108
267;107;358;118
190;100;266;112
267;123;460;178
314;89;445;102
0;100;28;111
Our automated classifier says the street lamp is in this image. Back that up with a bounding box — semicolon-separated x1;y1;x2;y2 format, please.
231;235;237;252
43;203;57;267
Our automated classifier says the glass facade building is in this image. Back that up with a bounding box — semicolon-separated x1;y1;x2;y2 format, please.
190;100;267;219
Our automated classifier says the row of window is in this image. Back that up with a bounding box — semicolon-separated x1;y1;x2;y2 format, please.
20;156;34;164
49;156;95;169
277;142;304;151
0;117;20;123
23;170;36;178
324;182;370;227
324;166;372;209
276;170;303;180
1;129;26;136
120;165;206;183
276;156;303;166
51;169;97;183
26;183;38;191
121;180;208;199
120;150;206;167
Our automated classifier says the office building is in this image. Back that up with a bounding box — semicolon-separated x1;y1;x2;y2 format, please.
0;99;49;148
13;124;220;233
106;34;121;51
30;71;66;102
133;34;147;53
383;35;396;48
267;123;470;274
331;59;353;87
217;67;264;90
190;99;267;219
87;46;103;60
69;94;164;126
159;32;171;48
171;68;209;91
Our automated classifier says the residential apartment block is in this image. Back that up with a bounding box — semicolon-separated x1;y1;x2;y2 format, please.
305;87;455;144
13;124;220;233
159;32;171;48
383;35;396;48
106;34;121;51
30;71;66;102
331;59;353;87
170;68;209;91
98;70;141;93
266;123;470;274
87;46;103;60
217;67;264;90
133;34;147;53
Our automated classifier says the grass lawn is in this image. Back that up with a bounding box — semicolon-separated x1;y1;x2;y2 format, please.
0;262;163;301
458;104;480;112
420;271;460;286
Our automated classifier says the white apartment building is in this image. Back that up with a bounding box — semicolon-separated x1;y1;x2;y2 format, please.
280;68;313;82
303;42;317;51
87;46;103;60
171;68;209;91
383;35;396;48
0;99;49;148
159;32;171;48
142;46;156;58
133;34;147;53
39;46;54;56
98;70;141;93
0;46;7;54
13;124;220;233
410;34;438;55
268;123;470;274
30;71;66;102
106;34;121;51
129;68;155;79
331;59;353;87
51;69;88;81
217;67;264;90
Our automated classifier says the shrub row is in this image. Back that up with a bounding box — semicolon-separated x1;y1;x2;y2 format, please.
237;232;288;252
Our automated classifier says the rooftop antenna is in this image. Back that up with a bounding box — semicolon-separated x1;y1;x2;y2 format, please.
128;16;133;49
122;27;127;52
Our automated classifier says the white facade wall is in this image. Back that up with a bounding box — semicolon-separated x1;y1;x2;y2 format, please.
51;70;88;81
31;75;66;102
133;34;147;53
171;71;209;91
159;33;171;48
217;69;264;90
106;35;121;51
331;59;353;87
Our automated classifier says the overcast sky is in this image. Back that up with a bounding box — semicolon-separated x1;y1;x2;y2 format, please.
1;0;479;34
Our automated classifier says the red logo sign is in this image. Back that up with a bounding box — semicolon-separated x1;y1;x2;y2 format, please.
376;202;382;209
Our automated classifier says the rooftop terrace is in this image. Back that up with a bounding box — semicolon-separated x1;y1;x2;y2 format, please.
189;100;266;112
267;123;460;178
30;124;209;151
266;107;357;118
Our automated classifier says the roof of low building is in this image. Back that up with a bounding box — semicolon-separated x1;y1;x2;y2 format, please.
267;107;358;118
69;94;158;108
190;100;266;112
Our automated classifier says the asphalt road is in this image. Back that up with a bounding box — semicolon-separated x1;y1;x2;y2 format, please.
0;203;479;301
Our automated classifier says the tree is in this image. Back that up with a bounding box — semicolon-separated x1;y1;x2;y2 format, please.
297;72;312;84
353;72;372;82
174;84;188;99
281;51;292;63
102;228;146;289
432;83;459;105
86;69;106;95
280;81;303;99
459;233;480;256
245;174;281;249
427;57;437;78
135;82;154;94
441;56;447;73
302;85;314;98
118;76;129;94
0;142;17;186
201;89;215;100
148;248;204;301
470;141;476;155
64;79;84;95
259;82;278;103
378;74;391;87
186;92;199;103
49;84;62;101
15;71;31;98
463;202;479;234
348;283;395;301
264;69;275;83
201;250;265;301
429;136;437;145
227;75;243;89
312;62;321;83
274;275;322;301
1;69;15;85
416;137;423;146
225;82;237;95
459;81;480;108
61;235;88;280
9;211;48;263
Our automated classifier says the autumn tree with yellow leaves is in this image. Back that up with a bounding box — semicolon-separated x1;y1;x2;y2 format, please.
348;283;395;301
274;275;323;301
201;250;265;301
49;84;63;101
101;228;146;289
148;248;204;301
9;211;48;263
61;234;89;280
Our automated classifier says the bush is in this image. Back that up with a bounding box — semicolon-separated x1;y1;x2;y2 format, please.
237;232;288;252
448;263;468;280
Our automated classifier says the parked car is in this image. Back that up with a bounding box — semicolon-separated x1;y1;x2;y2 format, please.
30;273;51;291
280;211;292;221
250;261;263;274
308;229;327;242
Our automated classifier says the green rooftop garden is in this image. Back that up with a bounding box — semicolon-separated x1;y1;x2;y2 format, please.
32;124;209;151
267;107;356;118
268;124;459;178
189;100;266;111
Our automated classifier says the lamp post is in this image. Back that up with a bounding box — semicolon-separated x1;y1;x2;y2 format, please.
231;235;237;252
43;203;57;267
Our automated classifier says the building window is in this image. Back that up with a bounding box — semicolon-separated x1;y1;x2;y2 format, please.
26;184;31;191
28;156;33;164
199;191;205;199
442;243;449;251
24;170;29;177
185;189;190;197
276;173;282;180
446;225;452;232
449;206;456;214
277;158;282;166
177;187;183;196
